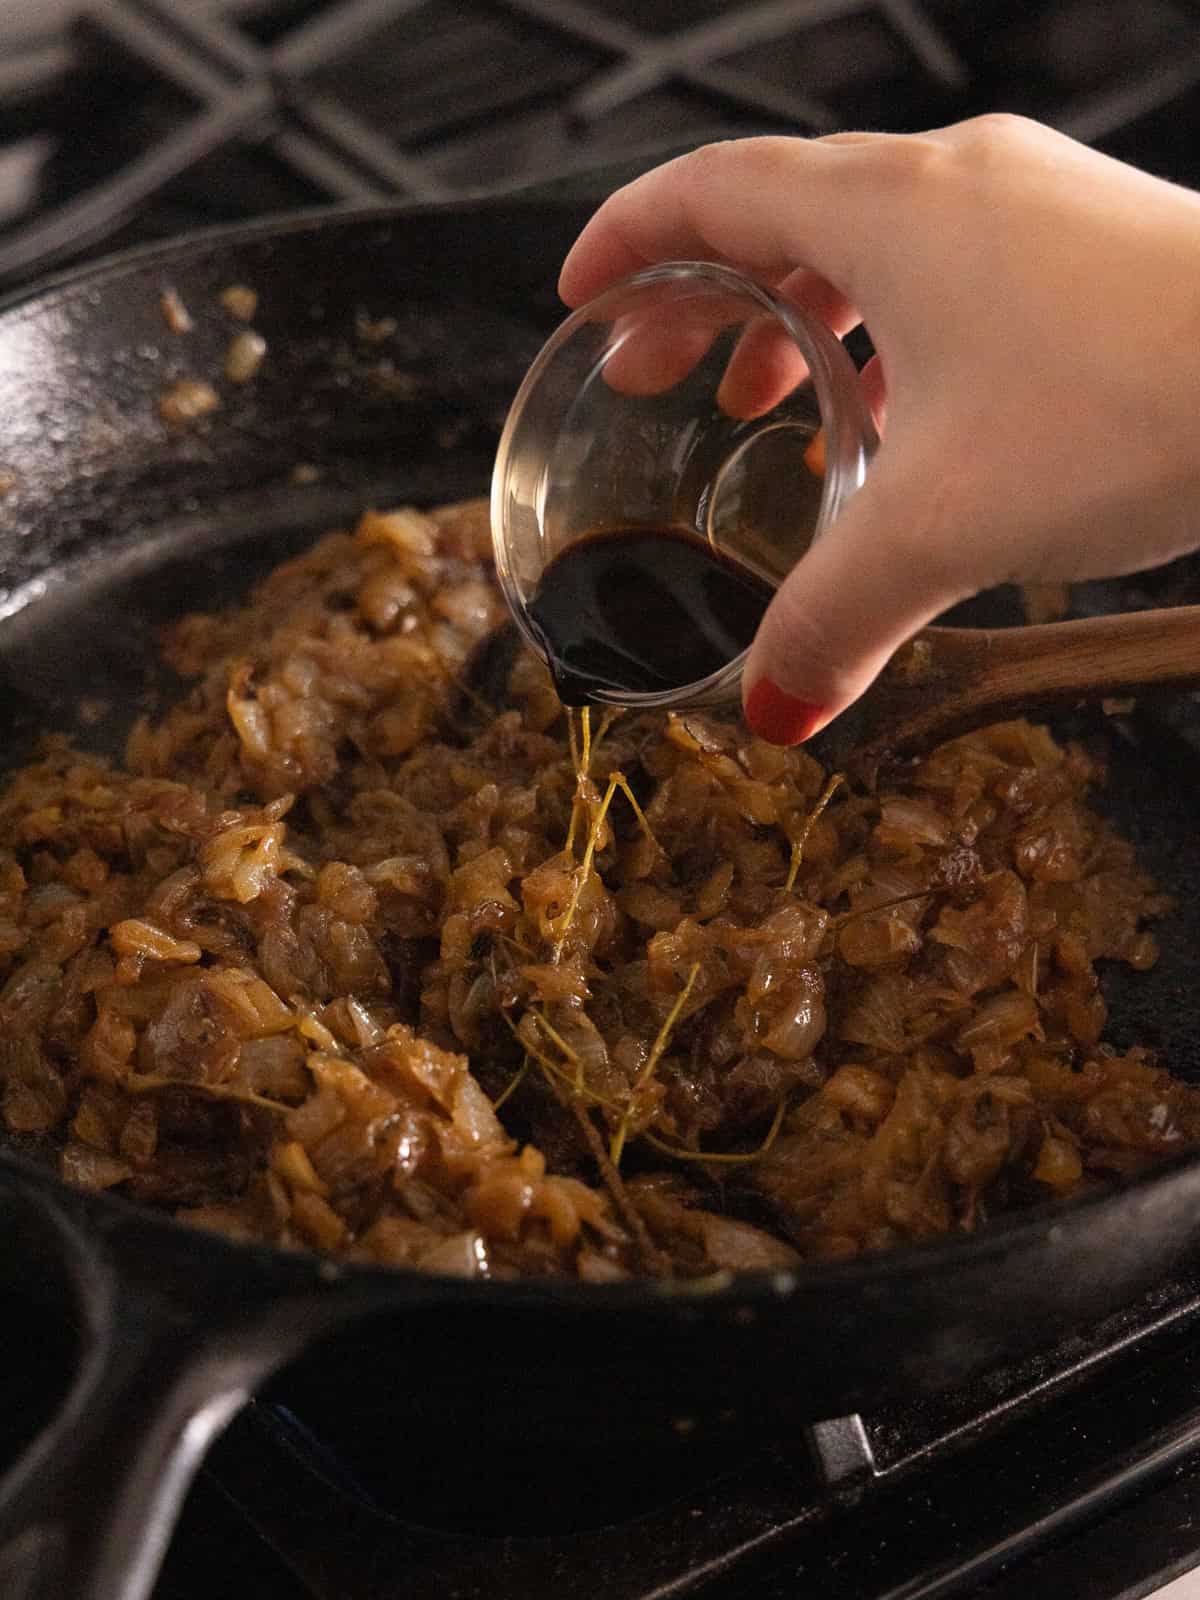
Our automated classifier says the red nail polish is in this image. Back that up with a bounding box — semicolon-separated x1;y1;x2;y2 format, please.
744;678;826;745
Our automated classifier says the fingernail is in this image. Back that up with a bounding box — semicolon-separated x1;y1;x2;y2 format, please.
744;678;826;745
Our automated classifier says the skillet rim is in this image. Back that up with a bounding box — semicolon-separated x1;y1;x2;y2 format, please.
1;200;1198;1314
0;195;593;319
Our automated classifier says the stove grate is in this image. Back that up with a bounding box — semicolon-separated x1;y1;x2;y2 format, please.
4;0;1200;287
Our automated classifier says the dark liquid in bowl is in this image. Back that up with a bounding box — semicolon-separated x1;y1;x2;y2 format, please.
527;525;774;706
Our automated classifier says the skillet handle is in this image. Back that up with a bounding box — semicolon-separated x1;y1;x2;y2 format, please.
0;1176;332;1600
0;1334;251;1600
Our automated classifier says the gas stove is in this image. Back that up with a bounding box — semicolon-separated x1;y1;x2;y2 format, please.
5;0;1200;288
5;3;1200;1598
186;1270;1200;1600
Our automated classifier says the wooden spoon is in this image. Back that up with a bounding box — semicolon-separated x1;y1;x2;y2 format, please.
812;605;1200;778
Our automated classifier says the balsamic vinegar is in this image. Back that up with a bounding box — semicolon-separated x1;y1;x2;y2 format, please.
527;526;773;706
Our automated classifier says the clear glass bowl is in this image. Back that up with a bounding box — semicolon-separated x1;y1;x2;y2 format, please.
491;261;878;709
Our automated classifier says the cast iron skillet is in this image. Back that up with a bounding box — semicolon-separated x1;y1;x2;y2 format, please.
2;201;1200;1600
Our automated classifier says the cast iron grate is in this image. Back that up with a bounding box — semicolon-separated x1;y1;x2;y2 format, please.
5;0;1200;286
169;1265;1200;1600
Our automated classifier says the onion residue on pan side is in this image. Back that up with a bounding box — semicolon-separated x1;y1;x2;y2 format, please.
0;499;1191;1279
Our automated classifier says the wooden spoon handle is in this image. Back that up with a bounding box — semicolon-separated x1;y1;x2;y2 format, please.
816;604;1200;773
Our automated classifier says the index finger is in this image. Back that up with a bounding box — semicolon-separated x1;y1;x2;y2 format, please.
558;134;902;311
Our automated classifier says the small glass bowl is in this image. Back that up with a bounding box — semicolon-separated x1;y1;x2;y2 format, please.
491;261;878;709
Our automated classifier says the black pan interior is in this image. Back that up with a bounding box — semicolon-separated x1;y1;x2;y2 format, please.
0;204;589;767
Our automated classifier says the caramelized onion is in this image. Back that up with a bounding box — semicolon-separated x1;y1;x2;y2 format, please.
0;497;1182;1277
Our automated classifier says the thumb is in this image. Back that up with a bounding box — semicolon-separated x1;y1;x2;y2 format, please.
741;465;970;745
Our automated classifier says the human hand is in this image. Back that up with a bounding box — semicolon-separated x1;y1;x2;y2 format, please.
559;117;1200;744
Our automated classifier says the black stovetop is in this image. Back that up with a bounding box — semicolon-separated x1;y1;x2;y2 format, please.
5;3;1200;1597
190;1268;1200;1600
8;1255;1200;1600
6;0;1200;287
